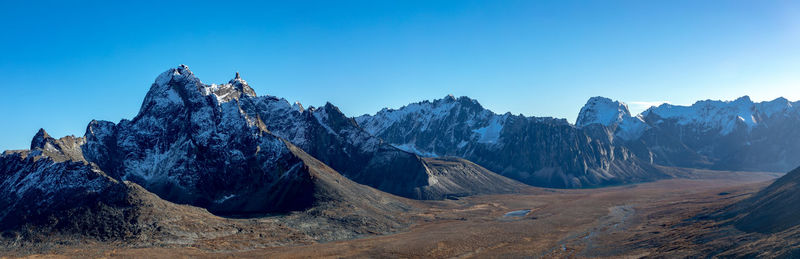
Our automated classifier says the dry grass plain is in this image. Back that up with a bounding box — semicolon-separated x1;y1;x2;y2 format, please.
6;168;787;258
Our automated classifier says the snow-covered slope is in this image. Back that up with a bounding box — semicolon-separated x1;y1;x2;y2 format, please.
356;95;514;157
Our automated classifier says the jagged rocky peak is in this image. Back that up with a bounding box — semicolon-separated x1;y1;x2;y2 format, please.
226;71;257;97
432;95;487;113
576;96;632;127
138;65;204;116
26;128;86;163
312;102;357;130
143;65;259;111
201;71;257;103
154;64;197;87
30;128;54;150
443;94;482;106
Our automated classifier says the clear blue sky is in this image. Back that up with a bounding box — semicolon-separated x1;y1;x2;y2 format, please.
1;0;799;150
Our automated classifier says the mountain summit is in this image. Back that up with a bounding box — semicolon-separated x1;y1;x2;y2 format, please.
576;96;632;127
575;97;650;140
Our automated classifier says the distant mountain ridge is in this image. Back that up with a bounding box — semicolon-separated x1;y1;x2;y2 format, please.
356;94;800;188
578;96;800;172
356;95;665;188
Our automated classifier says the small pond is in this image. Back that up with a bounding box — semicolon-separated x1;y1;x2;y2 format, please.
503;209;531;218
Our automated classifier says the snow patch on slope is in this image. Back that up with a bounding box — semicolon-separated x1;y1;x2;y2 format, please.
616;116;649;140
472;116;504;144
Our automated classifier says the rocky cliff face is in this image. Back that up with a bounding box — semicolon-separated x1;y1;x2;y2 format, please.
356;95;664;188
79;65;325;214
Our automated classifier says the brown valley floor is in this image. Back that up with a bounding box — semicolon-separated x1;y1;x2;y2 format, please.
5;168;791;258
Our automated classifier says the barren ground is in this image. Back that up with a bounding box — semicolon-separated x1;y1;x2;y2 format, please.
4;168;785;258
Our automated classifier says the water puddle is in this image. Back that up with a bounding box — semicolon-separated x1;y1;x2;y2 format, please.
498;209;532;221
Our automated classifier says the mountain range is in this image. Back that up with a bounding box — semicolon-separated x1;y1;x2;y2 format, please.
356;96;664;188
577;96;800;172
0;65;524;242
4;65;800;244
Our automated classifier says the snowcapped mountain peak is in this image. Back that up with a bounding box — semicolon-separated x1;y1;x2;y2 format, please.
220;72;257;100
148;66;258;107
575;97;650;140
576;96;632;127
154;65;198;87
138;66;208;117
